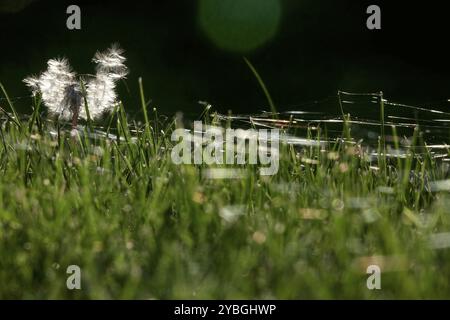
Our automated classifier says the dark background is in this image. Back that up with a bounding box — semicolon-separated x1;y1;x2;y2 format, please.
1;0;450;117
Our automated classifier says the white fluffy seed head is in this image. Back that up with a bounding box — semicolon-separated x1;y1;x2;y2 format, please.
24;58;78;120
23;45;128;121
83;74;118;119
92;44;128;80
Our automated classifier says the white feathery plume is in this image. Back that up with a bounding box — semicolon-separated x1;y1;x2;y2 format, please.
82;44;128;119
23;45;128;123
24;58;78;120
22;76;40;95
82;74;117;119
92;44;128;80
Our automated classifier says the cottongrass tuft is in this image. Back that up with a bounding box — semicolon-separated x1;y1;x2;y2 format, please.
92;43;128;80
23;44;128;123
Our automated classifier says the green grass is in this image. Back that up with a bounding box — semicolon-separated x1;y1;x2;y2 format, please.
1;83;450;299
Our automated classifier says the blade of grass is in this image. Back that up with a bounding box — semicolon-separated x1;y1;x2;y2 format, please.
0;82;22;128
80;80;93;132
243;57;278;118
138;77;155;155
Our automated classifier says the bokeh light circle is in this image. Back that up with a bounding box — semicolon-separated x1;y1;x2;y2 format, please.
198;0;282;53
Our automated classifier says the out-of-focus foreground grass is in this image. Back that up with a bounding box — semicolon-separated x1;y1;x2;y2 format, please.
0;82;450;299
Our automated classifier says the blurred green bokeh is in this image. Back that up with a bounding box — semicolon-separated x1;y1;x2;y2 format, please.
198;0;282;52
0;0;35;13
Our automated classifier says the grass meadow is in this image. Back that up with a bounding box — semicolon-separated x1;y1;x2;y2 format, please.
1;80;450;299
